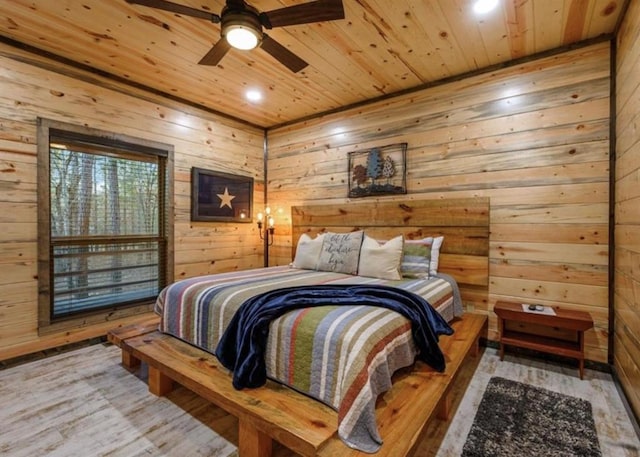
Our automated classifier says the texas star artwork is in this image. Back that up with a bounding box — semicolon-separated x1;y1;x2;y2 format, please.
217;187;235;209
191;167;253;222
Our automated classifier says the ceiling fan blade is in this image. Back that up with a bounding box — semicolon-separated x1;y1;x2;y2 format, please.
260;0;344;29
126;0;221;23
260;34;308;73
198;39;231;66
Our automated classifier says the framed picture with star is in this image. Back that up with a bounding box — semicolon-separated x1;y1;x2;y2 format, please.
190;167;253;222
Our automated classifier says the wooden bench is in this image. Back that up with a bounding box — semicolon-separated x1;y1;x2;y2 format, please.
108;312;487;457
107;314;161;370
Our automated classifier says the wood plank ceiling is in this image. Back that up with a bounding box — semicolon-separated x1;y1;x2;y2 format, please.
0;0;626;128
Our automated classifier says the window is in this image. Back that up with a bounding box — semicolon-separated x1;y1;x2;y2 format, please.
37;118;174;333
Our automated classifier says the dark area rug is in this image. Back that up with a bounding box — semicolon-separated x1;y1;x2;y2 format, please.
462;376;601;457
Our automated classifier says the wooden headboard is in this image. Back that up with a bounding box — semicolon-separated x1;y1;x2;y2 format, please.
291;198;489;311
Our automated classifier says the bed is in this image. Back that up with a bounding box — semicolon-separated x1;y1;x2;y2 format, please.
109;197;490;457
156;266;460;452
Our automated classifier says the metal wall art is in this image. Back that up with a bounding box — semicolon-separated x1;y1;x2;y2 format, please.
348;143;407;198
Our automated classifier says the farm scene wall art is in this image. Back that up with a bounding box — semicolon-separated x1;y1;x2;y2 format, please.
348;143;407;198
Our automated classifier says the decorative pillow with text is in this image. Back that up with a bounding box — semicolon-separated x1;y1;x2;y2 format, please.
316;231;364;275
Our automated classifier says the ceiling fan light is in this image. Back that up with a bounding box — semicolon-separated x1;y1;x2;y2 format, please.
226;25;260;50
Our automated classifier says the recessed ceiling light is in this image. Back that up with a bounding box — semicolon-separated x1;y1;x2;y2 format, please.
245;89;262;102
473;0;499;14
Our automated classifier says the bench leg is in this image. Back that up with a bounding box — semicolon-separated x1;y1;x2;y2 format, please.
148;365;174;396
238;420;272;457
437;390;452;421
121;350;141;370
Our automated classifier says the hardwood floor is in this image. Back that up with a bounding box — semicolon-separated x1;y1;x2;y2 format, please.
0;343;638;456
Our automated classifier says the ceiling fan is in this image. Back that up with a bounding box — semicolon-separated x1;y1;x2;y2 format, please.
125;0;345;73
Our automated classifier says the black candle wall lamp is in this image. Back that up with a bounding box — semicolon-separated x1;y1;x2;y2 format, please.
257;207;275;267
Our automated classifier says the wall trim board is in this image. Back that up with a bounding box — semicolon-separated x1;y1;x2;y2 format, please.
612;366;640;440
483;339;612;374
266;35;614;132
0;32;613;134
609;39;617;365
0;35;264;131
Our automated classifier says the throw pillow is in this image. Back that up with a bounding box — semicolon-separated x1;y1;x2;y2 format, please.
401;237;432;278
401;236;444;278
291;233;325;270
358;235;404;280
316;231;364;275
428;235;444;276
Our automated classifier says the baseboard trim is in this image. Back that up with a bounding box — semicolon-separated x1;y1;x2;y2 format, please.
482;339;611;373
611;366;640;442
0;336;107;370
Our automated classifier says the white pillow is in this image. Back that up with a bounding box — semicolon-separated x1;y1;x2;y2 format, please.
358;235;404;280
429;236;444;276
291;233;325;270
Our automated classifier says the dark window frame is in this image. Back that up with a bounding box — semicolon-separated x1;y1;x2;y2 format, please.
37;118;174;334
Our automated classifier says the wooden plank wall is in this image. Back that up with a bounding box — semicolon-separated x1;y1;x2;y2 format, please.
0;43;264;360
614;0;640;421
267;42;611;363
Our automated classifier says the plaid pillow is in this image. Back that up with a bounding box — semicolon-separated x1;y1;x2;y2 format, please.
401;236;444;278
401;238;433;278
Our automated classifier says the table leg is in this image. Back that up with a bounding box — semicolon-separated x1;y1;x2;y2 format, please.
578;330;585;380
498;316;505;361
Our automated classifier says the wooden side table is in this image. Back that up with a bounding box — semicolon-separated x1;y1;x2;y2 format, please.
494;301;594;379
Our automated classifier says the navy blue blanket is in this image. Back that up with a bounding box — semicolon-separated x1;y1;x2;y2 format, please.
215;284;454;390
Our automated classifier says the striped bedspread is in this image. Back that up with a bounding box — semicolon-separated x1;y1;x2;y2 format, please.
155;266;461;452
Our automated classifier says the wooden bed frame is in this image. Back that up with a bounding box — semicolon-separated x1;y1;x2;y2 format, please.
108;198;489;457
291;197;490;308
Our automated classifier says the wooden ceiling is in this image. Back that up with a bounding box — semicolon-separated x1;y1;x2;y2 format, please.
0;0;626;128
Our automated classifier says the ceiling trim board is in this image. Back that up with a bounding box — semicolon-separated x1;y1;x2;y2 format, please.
266;33;614;132
0;35;265;131
0;32;614;133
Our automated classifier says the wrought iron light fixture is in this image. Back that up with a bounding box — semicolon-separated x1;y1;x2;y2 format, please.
256;207;275;246
257;206;275;267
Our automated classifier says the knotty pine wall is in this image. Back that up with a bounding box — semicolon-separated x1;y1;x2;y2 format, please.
267;42;611;364
614;0;640;421
0;43;264;360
